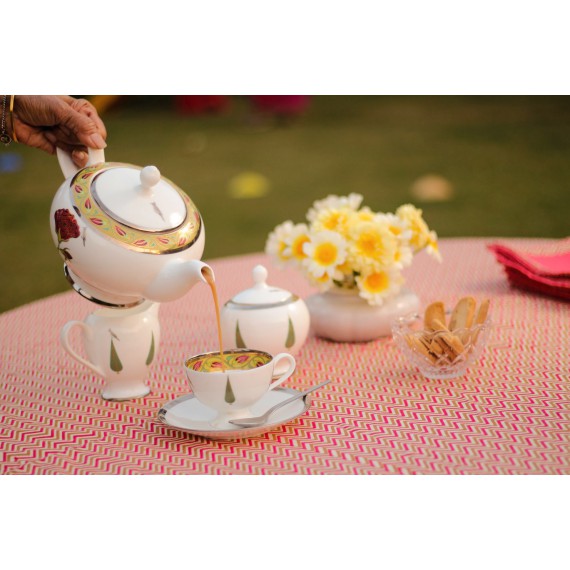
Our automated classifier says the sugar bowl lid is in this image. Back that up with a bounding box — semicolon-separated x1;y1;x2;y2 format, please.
226;265;297;308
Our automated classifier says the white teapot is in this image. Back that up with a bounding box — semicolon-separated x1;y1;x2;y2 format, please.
220;265;310;366
50;148;211;307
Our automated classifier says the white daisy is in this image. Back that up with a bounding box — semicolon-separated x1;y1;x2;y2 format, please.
306;270;335;292
356;268;404;306
302;230;347;279
265;221;296;266
281;223;311;263
392;243;414;269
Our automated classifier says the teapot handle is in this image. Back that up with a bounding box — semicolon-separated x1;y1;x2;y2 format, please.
56;147;106;180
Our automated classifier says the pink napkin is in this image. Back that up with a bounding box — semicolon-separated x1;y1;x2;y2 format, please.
488;241;570;301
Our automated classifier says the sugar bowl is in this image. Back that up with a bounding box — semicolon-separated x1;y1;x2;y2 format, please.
221;265;310;369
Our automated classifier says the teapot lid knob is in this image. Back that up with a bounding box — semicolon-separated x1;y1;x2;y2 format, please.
140;165;161;191
252;264;268;287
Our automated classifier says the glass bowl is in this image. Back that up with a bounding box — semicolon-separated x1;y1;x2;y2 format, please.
392;313;492;379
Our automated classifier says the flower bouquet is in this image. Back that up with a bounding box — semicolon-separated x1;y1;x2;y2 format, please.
265;194;441;306
265;194;442;342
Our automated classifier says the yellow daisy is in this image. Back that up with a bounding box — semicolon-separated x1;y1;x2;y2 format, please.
396;204;431;251
377;213;413;243
426;230;442;262
347;220;398;272
306;193;363;222
310;208;353;237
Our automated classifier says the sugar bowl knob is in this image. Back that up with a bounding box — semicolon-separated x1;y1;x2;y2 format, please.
252;264;268;288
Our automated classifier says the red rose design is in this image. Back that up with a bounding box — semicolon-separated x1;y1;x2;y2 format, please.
54;209;80;242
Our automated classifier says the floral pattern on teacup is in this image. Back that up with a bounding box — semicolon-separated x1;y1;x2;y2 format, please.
186;351;271;373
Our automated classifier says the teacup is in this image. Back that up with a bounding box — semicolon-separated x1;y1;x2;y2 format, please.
184;349;296;425
60;301;160;400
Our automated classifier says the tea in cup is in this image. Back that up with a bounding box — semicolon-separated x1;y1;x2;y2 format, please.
184;349;296;425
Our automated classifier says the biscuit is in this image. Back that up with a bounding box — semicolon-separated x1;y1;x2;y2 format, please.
448;296;476;330
475;298;490;325
408;334;438;364
430;318;465;359
424;301;446;331
472;298;491;344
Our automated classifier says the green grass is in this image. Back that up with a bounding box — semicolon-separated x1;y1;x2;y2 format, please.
1;95;569;313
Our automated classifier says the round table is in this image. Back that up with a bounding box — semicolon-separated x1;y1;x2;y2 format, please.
1;238;568;474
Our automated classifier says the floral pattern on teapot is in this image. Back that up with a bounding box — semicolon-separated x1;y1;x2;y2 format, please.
54;208;81;261
70;164;202;254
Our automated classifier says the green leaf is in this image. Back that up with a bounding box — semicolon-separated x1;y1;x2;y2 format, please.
236;320;246;348
285;316;295;348
224;376;236;404
146;332;155;365
110;339;123;372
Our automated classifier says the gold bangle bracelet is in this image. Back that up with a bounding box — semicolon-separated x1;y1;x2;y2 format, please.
9;95;18;143
0;95;11;145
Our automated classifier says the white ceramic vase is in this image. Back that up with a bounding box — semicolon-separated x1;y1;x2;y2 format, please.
305;287;420;342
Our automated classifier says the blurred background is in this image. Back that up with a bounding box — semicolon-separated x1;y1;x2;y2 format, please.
1;95;569;313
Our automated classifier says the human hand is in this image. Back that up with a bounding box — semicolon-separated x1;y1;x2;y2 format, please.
8;95;107;168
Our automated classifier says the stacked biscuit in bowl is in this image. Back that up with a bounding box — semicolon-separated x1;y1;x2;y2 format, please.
392;297;492;379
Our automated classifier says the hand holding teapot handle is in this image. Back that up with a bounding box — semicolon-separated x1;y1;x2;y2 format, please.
57;147;106;179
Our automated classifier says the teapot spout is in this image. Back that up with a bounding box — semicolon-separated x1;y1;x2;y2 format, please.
143;259;213;303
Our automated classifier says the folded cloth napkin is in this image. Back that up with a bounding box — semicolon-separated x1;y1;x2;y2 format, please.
488;241;570;301
488;242;570;278
504;267;570;301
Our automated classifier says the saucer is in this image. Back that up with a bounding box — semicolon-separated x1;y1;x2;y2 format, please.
157;387;311;440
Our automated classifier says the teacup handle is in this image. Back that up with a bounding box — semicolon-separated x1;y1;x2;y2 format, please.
56;147;106;180
268;353;296;390
60;320;105;377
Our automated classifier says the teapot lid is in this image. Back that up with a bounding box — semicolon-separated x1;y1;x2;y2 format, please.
70;162;202;254
227;265;296;308
93;165;185;231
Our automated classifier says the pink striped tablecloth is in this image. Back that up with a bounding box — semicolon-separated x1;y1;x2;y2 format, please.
1;238;569;475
